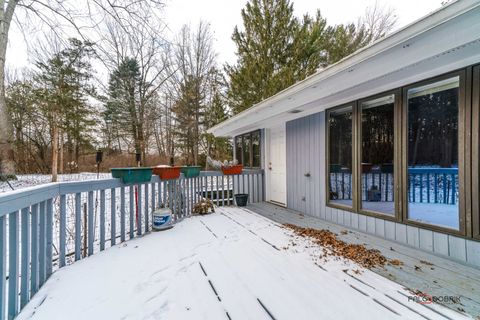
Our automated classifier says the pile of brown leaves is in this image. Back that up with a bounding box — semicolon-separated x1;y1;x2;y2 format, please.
284;224;388;269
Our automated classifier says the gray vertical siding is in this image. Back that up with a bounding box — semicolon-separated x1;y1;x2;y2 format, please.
286;112;325;218
284;110;480;268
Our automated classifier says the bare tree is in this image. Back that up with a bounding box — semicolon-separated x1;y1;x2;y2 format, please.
359;1;398;41
171;21;217;165
0;0;165;177
98;5;174;165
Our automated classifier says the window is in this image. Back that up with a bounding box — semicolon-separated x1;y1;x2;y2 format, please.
234;130;261;168
360;94;396;216
326;70;469;236
252;131;261;167
328;105;354;208
235;137;243;165
406;76;460;230
243;134;251;167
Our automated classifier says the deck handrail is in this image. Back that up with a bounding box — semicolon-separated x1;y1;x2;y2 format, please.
0;169;264;320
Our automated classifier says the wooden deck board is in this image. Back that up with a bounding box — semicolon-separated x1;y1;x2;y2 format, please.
247;202;480;317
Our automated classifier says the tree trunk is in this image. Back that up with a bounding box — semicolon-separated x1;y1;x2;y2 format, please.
0;0;18;177
51;125;59;182
59;129;64;174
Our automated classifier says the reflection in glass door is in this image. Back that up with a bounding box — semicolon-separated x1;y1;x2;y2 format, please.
406;76;460;230
328;105;354;207
360;94;395;216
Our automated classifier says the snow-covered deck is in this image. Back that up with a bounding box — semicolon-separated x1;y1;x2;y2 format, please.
18;207;468;320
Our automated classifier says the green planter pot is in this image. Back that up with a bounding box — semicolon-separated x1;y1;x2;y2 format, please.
111;167;153;184
181;166;202;178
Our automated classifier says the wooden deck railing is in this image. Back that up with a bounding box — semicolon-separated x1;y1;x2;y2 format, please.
0;169;264;320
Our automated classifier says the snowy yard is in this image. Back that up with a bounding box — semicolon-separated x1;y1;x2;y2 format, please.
16;207;467;320
0;173;112;193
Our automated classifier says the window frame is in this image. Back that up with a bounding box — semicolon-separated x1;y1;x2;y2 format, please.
234;130;262;169
401;70;467;236
356;89;401;222
472;65;480;240
325;102;358;213
325;68;473;238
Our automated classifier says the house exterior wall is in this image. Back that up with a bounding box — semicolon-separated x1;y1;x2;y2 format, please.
285;111;480;268
286;112;325;217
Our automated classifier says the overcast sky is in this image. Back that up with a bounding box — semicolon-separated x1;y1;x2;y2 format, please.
6;0;444;71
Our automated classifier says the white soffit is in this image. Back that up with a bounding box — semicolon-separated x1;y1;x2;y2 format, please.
208;0;480;137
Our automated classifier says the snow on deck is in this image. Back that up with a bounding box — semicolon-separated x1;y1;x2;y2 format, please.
17;207;468;320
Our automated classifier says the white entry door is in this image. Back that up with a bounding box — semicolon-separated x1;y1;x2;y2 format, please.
267;125;287;205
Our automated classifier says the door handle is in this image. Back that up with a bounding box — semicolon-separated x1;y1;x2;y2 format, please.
304;172;311;177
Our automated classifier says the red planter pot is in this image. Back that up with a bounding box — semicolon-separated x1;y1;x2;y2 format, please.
153;166;181;180
221;165;243;175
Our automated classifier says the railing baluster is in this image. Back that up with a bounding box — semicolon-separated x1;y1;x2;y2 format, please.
75;193;82;261
419;174;423;203
137;184;143;236
144;184;149;232
8;211;19;319
0;214;6;319
177;180;181;217
157;182;161;207
129;186;134;239
120;187;126;242
31;203;39;296
88;191;94;256
443;173;447;204
100;190;106;250
188;178;192;213
196;177;199;203
151;182;156;215
172;180;177;220
232;175;237;204
39;201;46;287
162;181;167;207
111;188;116;246
221;176;225;206
59;194;66;268
214;176;218;206
249;174;253;204
253;174;257;203
193;177;196;210
451;174;456;204
426;173;430;203
231;175;234;205
46;199;53;278
20;207;30;308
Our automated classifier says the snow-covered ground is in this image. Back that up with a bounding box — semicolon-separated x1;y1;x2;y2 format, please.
0;173;112;193
17;207;467;320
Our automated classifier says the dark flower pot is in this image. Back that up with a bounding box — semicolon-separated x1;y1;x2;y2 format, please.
234;194;249;207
